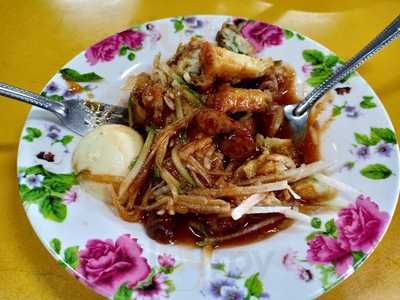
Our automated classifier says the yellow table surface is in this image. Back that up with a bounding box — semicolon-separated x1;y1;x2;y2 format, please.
0;1;399;299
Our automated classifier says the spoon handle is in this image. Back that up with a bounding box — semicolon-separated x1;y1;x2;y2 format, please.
0;82;66;116
293;14;400;116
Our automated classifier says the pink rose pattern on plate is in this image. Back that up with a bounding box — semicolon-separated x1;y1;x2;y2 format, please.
50;234;178;299
77;234;151;297
304;195;389;289
85;28;146;65
239;20;284;52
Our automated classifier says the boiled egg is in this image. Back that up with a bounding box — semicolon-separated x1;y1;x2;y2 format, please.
72;124;143;203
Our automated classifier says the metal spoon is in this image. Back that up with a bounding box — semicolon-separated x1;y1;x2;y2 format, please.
284;14;400;143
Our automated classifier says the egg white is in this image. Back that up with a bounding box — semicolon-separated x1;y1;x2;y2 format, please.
72;124;143;202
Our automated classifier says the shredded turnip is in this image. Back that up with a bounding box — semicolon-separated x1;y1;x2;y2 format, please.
193;180;290;197
156;136;170;168
171;146;197;186
248;206;311;222
314;174;360;197
239;160;333;185
160;168;180;197
231;194;266;220
287;185;301;199
187;156;212;184
118;128;155;199
175;97;184;119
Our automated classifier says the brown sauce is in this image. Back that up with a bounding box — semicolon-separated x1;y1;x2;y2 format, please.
136;60;332;249
143;212;294;248
141;84;326;248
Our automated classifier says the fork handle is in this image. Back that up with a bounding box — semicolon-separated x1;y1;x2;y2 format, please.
293;14;400;116
0;82;66;117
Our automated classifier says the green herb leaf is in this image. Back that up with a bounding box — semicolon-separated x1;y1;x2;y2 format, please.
50;238;62;254
360;163;392;180
324;55;339;68
23;127;42;142
113;283;133;300
64;246;79;269
332;105;343;117
324;219;337;237
303;49;325;65
352;251;365;267
284;29;294;39
173;18;184;32
244;272;263;298
127;52;136;61
360;96;376;109
311;217;322;229
39;195;67;222
370;127;397;144
59;135;74;145
296;33;305;40
60;68;103;82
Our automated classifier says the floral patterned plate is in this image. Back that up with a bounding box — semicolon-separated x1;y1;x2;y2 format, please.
17;15;400;300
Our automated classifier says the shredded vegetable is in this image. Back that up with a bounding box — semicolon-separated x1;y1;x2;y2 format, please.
118;128;155;202
231;194;266;220
248;206;311;222
171;146;197;186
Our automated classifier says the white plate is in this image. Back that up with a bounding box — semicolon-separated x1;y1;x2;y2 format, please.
17;15;400;300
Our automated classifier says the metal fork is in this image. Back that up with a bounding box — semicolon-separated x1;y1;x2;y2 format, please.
0;82;129;136
284;14;400;143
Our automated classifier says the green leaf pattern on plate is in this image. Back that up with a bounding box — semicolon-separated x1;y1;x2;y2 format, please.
60;68;103;82
18;165;77;222
23;127;42;142
303;49;352;87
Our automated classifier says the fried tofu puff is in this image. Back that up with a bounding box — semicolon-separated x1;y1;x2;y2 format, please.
209;84;272;113
216;22;256;56
169;37;272;90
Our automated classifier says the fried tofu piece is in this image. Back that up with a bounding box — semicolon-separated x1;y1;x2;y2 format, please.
216;22;256;56
209;84;272;113
292;177;337;202
201;42;272;84
169;37;272;90
259;62;298;104
168;38;214;89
